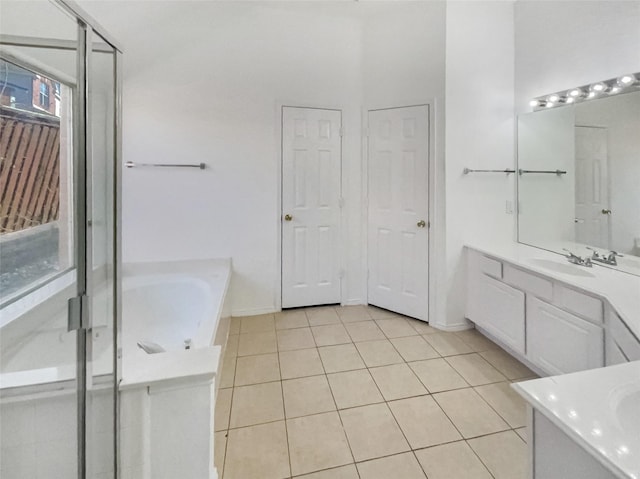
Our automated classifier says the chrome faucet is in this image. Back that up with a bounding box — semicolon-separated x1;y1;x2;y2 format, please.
587;247;622;266
562;249;593;267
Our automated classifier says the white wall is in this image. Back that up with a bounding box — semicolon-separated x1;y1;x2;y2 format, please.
444;1;516;329
79;1;446;317
514;1;640;113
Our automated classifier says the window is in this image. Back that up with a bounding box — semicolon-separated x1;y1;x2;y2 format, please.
1;60;74;305
39;81;49;108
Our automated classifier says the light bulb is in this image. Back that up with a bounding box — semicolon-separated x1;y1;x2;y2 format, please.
545;102;554;108
609;86;621;94
548;94;560;103
569;88;583;97
529;99;540;107
587;91;597;99
590;82;607;93
617;74;636;86
566;97;575;104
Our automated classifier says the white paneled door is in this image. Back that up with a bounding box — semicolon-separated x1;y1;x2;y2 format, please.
575;126;610;249
367;105;429;320
282;107;342;308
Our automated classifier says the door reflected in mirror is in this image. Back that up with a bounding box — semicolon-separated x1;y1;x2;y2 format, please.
518;90;640;276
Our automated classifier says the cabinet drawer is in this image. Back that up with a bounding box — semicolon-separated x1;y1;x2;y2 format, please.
608;312;640;361
504;265;553;301
555;285;603;324
478;255;503;279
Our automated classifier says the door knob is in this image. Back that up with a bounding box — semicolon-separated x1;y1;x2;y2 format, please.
284;214;293;221
601;209;612;215
417;220;427;228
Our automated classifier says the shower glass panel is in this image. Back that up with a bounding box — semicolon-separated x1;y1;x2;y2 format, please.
0;3;81;477
86;33;117;478
0;2;121;478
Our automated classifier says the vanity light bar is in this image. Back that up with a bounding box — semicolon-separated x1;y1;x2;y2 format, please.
529;72;640;111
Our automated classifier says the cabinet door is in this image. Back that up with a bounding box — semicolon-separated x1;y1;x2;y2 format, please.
469;274;525;354
527;297;603;375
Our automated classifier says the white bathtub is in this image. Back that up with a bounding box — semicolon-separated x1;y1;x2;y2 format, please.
120;258;230;388
1;258;232;479
0;258;231;390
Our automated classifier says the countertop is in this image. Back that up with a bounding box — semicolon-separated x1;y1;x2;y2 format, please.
465;241;640;339
513;362;640;479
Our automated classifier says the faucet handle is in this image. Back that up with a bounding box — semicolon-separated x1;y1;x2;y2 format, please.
562;248;579;259
609;250;623;258
586;246;601;258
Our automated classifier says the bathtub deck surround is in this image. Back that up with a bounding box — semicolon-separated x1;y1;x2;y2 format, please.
215;305;535;479
118;258;231;479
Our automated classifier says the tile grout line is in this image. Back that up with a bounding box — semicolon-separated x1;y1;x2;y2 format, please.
275;318;294;479
316;309;363;479
224;307;531;479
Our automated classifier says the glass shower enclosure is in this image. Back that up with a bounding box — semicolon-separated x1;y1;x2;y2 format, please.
0;1;122;478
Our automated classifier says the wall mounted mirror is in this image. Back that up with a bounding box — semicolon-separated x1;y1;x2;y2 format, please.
517;88;640;276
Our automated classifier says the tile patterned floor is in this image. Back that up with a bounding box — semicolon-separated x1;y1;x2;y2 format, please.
215;305;537;479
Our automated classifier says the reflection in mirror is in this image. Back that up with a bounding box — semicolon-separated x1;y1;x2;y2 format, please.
518;91;640;276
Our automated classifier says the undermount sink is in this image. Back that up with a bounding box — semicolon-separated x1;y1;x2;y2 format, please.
529;258;595;277
615;389;640;432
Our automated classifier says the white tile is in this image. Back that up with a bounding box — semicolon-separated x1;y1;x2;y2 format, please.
311;324;352;346
279;348;324;379
357;452;426;479
339;403;410;462
318;344;366;373
225;421;290;479
230;382;284;428
282;375;336;418
287;412;353;476
369;363;427;400
433;388;509;439
327;369;384;409
415;441;492;479
475;382;527;428
234;353;280;386
355;339;403;367
446;353;506;386
294;464;358;478
468;430;528;479
388;395;461;449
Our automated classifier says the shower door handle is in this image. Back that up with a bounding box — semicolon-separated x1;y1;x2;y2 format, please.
417;220;427;228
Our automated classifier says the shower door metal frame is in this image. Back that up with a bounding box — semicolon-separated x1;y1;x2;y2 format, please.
0;2;123;477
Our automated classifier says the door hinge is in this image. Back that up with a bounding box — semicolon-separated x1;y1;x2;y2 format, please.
68;294;89;331
338;197;345;208
339;269;345;279
363;127;370;138
339;126;345;137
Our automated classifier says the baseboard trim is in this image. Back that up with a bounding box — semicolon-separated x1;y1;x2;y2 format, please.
430;320;473;332
343;298;365;306
231;307;276;317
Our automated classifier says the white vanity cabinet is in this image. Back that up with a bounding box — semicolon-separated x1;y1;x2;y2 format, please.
467;271;525;353
526;297;603;375
466;249;606;376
